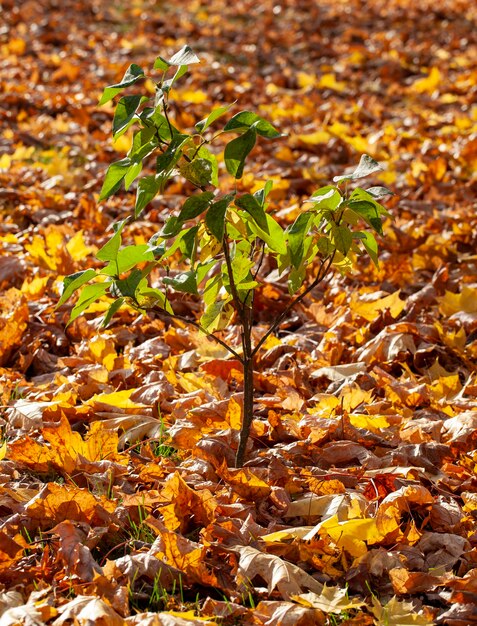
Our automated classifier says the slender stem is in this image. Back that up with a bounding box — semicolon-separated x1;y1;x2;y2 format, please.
252;240;266;280
251;252;336;358
235;293;254;467
162;95;174;140
235;350;254;468
221;228;256;467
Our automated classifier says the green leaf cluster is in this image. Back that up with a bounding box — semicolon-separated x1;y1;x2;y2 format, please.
59;46;393;340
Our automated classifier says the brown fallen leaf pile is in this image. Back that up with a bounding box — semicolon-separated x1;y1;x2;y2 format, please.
0;0;477;624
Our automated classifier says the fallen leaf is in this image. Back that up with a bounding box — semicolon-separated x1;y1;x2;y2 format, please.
233;545;323;600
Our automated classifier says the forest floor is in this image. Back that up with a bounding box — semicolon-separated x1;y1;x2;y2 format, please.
0;0;477;624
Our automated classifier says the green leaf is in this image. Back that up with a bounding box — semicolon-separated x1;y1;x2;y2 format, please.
196;259;217;285
317;236;335;257
224;128;256;179
223;111;280;138
98;158;131;201
230;249;254;285
112;95;145;139
168;64;189;88
58;269;97;306
142;108;175;143
347;200;384;235
135;175;161;217
359;231;379;266
177;192;214;222
154;56;170;71
349;188;390;215
179;157;213;187
96;220;128;262
124;161;142;190
253;180;273;207
288;265;306;295
333;154;382;183
206;194;234;240
135;285;173;313
245;213;287;255
161;216;182;238
196;103;234;133
102;245;154;276
287;212;313;269
163;270;198;294
331;224;353;255
99;64;145;105
196;146;219;187
129;128;157;162
309;186;342;211
68;282;110;325
156;134;190;175
235;193;268;231
203;273;222;307
200;300;225;332
101;297;125;327
113;269;144;298
179;225;199;259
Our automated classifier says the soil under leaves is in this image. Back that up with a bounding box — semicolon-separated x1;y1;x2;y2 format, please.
1;0;477;624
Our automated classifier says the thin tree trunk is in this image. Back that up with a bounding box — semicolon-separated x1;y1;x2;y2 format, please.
235;353;254;468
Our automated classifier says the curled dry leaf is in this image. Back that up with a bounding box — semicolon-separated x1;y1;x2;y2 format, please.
125;612;217;626
50;520;103;582
254;600;325;626
376;485;434;542
294;585;365;613
52;596;126;626
233;545;323;600
0;288;29;366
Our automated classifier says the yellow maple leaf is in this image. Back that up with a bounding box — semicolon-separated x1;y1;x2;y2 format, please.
439;286;477;316
87;389;145;409
0;288;29;367
179;89;208;104
65;230;96;261
318;73;346;92
21;275;50;297
225;396;242;430
164;611;217;625
351;290;405;322
411;67;441;94
318;516;382;557
0;441;7;461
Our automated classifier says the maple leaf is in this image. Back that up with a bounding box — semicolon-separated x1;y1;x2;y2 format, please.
52;596;126;626
233;545;323;600
370;595;434;625
294;585;365;613
51;520;103;582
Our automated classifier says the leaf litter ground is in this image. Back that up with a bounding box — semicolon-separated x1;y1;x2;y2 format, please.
0;0;477;624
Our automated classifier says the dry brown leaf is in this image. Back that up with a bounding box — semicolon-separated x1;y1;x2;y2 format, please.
51;520;103;582
52;596;126;626
376;485;434;542
233;545;323;600
254;600;325;626
158;471;217;533
0;288;29;366
294;585;365;613
23;483;116;529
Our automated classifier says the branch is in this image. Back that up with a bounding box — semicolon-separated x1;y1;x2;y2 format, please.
251;252;336;357
142;301;243;363
165;310;243;362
